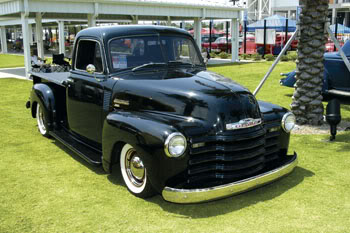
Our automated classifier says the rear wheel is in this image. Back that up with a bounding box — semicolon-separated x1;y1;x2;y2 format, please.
36;103;50;137
120;144;156;198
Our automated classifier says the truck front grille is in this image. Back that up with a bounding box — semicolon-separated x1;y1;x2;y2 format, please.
184;123;282;189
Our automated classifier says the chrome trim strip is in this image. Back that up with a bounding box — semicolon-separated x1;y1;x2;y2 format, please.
162;153;298;204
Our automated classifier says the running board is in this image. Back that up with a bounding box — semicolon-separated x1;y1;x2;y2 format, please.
50;130;102;166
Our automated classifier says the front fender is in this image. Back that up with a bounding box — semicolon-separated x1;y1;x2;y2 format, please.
102;111;189;193
30;83;57;130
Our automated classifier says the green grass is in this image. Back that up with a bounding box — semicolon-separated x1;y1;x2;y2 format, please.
1;62;350;232
0;54;25;68
0;54;54;69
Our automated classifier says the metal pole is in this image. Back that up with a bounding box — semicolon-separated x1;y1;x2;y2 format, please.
226;21;229;53
209;20;212;53
244;20;247;54
334;17;338;52
263;19;266;58
326;24;350;74
253;27;299;96
285;18;288;55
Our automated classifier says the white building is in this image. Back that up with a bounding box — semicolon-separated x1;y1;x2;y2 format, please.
0;0;243;77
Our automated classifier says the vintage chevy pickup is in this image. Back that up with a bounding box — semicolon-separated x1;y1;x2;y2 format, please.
26;25;297;204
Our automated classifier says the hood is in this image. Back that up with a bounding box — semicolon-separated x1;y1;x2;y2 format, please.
112;69;262;136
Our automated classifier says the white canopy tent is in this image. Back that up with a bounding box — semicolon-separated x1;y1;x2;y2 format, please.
0;0;243;77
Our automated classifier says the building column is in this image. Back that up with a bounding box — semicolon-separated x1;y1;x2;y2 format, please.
288;10;292;19
0;26;8;53
231;18;239;62
35;13;44;59
87;14;96;27
332;7;337;25
167;16;171;26
28;24;33;45
21;12;31;78
194;18;202;52
258;0;263;20
131;15;138;24
58;21;65;55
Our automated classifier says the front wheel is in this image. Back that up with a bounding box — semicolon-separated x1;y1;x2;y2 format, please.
120;144;156;198
36;103;50;137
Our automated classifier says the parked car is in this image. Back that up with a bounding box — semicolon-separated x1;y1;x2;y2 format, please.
203;36;232;53
26;25;298;204
239;35;256;54
325;39;344;52
280;40;350;104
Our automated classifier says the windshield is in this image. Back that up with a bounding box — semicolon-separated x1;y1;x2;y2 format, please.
109;35;204;71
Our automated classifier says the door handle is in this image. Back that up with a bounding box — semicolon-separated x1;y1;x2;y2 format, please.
62;78;74;87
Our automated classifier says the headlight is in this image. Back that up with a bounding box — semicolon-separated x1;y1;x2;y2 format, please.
282;112;296;133
164;133;187;158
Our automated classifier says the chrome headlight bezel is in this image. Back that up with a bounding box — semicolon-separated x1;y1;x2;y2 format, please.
282;112;296;133
164;132;187;158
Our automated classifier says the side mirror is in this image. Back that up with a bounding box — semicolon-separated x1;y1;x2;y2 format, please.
201;48;210;65
86;64;96;74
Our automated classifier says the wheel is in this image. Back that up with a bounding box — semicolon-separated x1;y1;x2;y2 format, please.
36;103;50;137
120;144;156;198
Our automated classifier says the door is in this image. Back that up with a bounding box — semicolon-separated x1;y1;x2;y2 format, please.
66;39;106;143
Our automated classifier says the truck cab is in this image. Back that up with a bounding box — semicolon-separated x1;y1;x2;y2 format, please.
28;25;298;204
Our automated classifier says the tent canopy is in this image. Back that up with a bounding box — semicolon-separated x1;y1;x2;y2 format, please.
247;15;296;32
330;24;350;34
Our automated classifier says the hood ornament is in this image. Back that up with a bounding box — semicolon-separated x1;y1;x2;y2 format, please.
226;118;262;130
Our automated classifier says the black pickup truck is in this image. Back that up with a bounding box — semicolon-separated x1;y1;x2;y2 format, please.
27;25;298;204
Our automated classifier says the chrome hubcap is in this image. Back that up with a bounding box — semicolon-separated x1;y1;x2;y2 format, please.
125;149;145;187
37;105;46;133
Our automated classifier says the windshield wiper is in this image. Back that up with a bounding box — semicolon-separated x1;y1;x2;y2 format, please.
131;62;167;72
167;61;194;67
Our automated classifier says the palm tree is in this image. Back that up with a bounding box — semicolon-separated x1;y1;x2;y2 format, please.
291;0;329;125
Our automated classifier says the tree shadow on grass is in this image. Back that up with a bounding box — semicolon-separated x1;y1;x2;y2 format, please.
52;140;105;175
146;166;314;218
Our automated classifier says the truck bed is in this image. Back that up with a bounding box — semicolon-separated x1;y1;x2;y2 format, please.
30;72;70;87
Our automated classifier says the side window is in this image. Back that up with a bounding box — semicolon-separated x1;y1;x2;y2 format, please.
75;40;104;73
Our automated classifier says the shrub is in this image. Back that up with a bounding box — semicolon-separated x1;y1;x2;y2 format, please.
209;52;217;58
281;55;289;61
251;54;262;61
219;52;229;59
240;54;251;60
287;51;298;61
265;54;275;61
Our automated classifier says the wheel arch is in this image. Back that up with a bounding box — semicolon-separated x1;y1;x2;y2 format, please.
102;111;179;193
30;83;57;130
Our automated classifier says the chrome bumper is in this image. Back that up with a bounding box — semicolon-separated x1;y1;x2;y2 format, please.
162;153;298;204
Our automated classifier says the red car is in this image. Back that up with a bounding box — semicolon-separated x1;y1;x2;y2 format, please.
325;39;344;52
204;37;232;53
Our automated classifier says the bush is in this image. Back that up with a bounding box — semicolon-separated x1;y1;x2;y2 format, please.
264;54;275;61
218;52;229;59
281;55;289;61
251;54;262;61
287;51;298;61
240;54;251;60
209;52;217;58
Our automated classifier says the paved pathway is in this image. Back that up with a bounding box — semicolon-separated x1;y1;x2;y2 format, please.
0;67;27;79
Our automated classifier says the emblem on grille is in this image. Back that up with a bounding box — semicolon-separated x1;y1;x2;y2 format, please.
226;118;262;130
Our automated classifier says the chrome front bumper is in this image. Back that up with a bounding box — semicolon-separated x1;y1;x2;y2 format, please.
162;153;298;204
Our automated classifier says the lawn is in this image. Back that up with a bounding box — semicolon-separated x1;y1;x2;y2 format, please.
0;54;25;69
1;61;350;232
0;54;54;69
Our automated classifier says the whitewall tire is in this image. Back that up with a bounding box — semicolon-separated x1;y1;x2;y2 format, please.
120;143;155;198
36;103;50;137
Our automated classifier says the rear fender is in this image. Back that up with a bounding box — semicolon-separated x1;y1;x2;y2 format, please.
30;83;57;130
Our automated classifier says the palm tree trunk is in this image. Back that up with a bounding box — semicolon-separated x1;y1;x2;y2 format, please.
291;0;329;125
